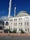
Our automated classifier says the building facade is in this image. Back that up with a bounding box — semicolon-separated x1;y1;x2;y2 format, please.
3;16;30;33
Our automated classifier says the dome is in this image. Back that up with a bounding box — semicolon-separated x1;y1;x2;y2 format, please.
17;11;29;17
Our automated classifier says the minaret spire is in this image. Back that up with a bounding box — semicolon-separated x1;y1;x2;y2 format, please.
8;0;12;17
14;6;16;17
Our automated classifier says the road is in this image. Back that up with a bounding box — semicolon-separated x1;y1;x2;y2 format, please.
0;36;30;40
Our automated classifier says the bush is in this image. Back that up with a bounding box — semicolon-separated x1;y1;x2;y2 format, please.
9;29;17;33
4;29;9;33
9;29;12;33
12;29;16;33
21;29;25;33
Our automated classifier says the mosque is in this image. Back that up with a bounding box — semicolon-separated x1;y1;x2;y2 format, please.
0;0;30;33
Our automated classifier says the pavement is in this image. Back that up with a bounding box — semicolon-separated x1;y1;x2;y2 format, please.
0;33;30;36
0;33;30;40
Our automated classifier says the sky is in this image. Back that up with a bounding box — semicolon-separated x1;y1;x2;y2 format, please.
0;0;30;17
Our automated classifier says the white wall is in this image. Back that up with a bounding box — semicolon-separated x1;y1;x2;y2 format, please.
4;16;30;33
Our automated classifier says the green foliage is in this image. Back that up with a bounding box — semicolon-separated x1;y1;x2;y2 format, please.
9;29;17;33
4;29;9;33
9;30;13;33
21;29;25;33
12;29;16;33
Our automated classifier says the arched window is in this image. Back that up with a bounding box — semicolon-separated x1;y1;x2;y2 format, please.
19;28;21;31
28;28;29;32
25;29;27;31
6;22;8;25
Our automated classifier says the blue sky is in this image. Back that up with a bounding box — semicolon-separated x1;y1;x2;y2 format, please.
0;0;30;17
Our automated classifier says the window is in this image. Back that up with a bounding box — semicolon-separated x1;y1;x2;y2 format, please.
19;23;20;24
0;21;4;25
10;19;13;21
0;26;2;30
19;28;21;31
28;28;29;32
19;18;22;20
13;28;17;31
11;23;12;24
21;23;22;25
14;23;17;26
26;17;29;19
21;18;22;20
6;22;8;25
19;18;20;20
27;22;29;26
11;23;12;25
25;17;29;20
24;22;26;26
25;22;29;26
25;29;27;31
19;23;22;26
14;19;17;21
10;28;12;30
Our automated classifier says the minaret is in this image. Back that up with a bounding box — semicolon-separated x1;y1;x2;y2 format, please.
8;0;12;17
14;6;16;17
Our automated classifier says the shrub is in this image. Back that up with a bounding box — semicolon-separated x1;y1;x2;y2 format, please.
12;29;16;33
9;29;12;33
21;29;25;33
9;28;17;33
4;29;9;33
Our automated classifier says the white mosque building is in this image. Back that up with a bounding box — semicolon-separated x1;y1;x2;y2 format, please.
0;0;30;33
